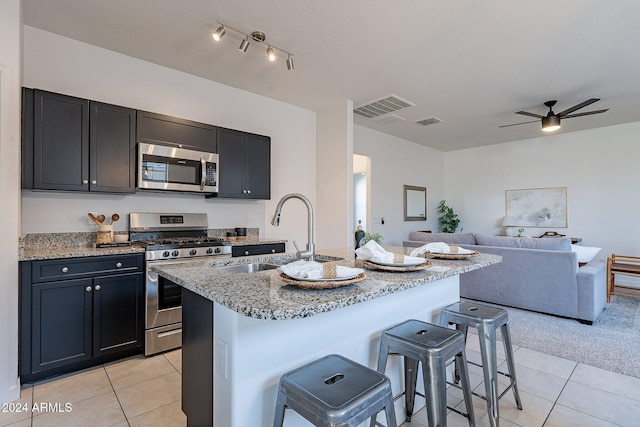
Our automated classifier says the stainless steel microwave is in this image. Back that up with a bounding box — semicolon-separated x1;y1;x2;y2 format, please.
138;143;218;193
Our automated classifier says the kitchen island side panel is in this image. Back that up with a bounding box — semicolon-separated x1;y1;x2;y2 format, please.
212;275;460;427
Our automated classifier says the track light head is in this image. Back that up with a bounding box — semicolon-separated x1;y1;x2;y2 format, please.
266;46;276;61
238;37;250;53
286;54;294;70
212;26;225;42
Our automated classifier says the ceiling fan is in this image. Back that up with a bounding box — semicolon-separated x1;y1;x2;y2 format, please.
500;98;609;132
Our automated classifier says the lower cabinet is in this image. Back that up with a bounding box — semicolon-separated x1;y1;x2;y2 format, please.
20;254;144;382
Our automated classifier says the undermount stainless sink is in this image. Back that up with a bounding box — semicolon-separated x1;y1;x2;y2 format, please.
213;263;279;273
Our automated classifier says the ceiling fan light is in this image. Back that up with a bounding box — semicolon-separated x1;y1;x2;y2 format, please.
212;25;225;42
542;115;561;132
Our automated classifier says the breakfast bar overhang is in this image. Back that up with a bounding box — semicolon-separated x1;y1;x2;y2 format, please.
151;247;501;427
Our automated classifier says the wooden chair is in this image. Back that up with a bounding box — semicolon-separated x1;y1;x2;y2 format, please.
607;254;640;302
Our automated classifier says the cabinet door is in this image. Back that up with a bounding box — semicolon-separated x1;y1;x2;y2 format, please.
232;243;285;257
93;273;144;357
216;127;246;198
31;278;93;373
136;110;216;152
90;102;136;193
244;134;271;199
33;90;89;191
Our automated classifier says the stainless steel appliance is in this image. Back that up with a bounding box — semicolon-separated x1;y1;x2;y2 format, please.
129;212;231;356
137;143;219;193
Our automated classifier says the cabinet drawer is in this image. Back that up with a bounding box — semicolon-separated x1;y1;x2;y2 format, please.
32;254;144;283
232;243;285;257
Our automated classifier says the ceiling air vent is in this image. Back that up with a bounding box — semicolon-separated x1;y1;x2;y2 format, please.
372;114;406;125
354;95;415;119
415;117;442;126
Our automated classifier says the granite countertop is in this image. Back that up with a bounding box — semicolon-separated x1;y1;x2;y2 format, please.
151;246;501;321
19;232;286;261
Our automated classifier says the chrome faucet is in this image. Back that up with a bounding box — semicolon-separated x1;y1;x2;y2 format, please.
271;193;316;261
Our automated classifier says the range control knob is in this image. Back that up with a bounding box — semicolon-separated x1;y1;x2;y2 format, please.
214;247;221;254
206;248;214;254
190;249;197;256
172;250;180;257
162;251;170;258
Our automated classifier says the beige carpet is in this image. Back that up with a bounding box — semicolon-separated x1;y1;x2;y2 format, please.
465;296;640;379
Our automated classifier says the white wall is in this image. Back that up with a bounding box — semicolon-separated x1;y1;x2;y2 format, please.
444;121;640;260
0;0;22;405
354;125;446;246
22;26;316;251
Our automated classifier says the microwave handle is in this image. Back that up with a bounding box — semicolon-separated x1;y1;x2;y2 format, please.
200;157;206;191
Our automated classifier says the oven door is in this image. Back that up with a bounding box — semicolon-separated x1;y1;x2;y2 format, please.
146;264;182;329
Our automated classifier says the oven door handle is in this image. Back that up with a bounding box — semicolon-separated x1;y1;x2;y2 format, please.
200;157;206;191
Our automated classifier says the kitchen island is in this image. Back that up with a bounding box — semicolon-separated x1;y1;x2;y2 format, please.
151;247;501;427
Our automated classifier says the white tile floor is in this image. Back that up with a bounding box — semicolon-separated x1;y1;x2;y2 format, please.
2;339;640;427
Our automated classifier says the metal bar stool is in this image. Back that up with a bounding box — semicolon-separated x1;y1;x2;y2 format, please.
273;354;397;427
439;301;522;427
372;319;475;427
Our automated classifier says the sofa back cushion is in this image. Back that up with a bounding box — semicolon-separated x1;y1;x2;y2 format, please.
474;233;571;251
407;232;476;245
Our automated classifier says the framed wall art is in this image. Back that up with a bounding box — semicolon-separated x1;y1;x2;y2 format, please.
505;187;567;228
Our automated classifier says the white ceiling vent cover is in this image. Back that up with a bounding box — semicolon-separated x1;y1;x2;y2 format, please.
354;95;415;119
415;117;443;126
373;114;406;125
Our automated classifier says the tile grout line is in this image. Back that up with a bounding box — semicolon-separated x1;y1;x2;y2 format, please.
103;364;130;426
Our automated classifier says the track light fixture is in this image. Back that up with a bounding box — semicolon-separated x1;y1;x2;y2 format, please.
212;25;225;42
211;22;294;70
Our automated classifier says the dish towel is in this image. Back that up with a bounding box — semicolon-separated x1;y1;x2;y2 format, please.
409;242;475;257
355;241;425;264
278;260;364;280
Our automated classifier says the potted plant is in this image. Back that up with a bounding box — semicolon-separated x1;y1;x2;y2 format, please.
437;200;462;233
362;232;384;245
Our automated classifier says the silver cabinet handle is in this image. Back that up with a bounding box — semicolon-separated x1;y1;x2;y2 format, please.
82;179;88;184
61;267;69;273
242;190;247;194
91;180;97;185
94;285;101;291
271;249;276;253
85;286;92;292
116;262;122;268
244;251;250;256
247;189;251;194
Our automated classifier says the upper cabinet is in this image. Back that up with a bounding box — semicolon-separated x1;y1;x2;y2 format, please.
23;89;136;193
215;128;271;199
136;111;216;152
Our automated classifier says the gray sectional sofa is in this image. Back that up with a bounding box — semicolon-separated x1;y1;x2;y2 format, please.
403;232;607;324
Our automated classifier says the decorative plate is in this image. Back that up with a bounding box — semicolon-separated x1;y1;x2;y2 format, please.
363;260;432;272
278;272;366;289
427;252;479;260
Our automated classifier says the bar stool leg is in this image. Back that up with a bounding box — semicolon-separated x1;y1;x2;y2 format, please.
457;350;476;427
273;386;286;427
404;356;419;422
477;324;500;427
500;323;522;410
422;355;447;427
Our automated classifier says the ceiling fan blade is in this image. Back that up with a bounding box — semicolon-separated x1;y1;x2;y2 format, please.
515;111;544;119
558;98;600;116
562;109;609;119
499;119;540;128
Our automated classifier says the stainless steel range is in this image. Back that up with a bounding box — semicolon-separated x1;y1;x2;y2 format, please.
129;212;231;356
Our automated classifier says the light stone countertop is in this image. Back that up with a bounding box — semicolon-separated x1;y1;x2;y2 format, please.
151;246;501;320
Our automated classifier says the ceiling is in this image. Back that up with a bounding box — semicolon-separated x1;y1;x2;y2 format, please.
22;0;640;151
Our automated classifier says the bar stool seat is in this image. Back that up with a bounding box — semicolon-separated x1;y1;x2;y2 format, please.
373;319;475;427
439;301;522;427
273;354;397;427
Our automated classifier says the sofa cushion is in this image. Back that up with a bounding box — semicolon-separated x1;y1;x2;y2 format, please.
475;233;571;251
407;232;476;245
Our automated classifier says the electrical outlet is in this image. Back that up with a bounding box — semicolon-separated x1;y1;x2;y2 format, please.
87;211;99;226
215;338;228;379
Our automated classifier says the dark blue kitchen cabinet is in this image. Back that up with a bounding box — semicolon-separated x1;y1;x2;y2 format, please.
20;254;144;383
214;127;270;199
231;243;285;257
136;110;217;152
22;88;136;193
